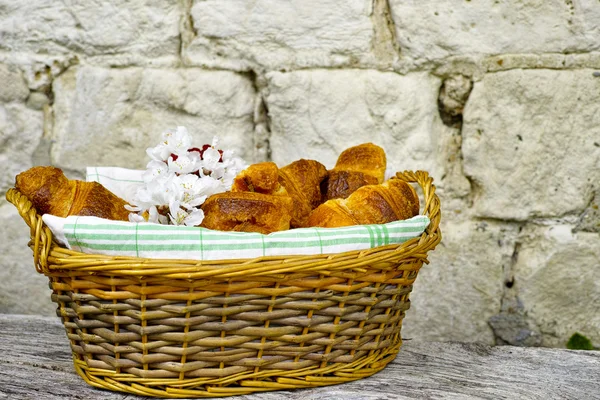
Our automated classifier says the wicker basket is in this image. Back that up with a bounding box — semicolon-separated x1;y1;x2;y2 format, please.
6;170;441;398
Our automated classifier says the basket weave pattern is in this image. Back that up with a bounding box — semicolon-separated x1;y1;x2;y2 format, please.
7;170;441;398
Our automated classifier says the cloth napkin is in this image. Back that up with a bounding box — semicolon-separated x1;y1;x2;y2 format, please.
39;167;430;261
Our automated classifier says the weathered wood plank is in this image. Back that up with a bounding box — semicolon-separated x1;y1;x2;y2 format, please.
0;314;598;399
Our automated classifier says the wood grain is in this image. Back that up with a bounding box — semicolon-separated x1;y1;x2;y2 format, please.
0;314;598;400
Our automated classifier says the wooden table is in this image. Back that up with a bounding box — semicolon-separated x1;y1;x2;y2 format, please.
1;314;598;399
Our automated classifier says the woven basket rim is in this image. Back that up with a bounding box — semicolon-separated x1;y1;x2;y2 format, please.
6;170;441;277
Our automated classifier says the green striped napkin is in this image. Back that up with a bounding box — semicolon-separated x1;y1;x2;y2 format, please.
42;214;430;261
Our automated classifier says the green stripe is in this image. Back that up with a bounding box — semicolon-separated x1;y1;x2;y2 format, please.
77;242;202;251
374;224;382;247
65;233;209;241
199;227;203;260
381;223;390;246
63;231;423;242
74;237;377;252
64;226;425;238
365;225;375;248
135;223;139;257
72;216;82;252
65;230;424;243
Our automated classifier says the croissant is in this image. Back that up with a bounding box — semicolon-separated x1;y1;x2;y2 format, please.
231;162;285;195
200;191;293;234
307;178;419;228
334;143;386;183
15;166;131;221
321;169;379;201
232;159;327;228
322;143;387;201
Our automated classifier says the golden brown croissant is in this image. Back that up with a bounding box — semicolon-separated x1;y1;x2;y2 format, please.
334;143;387;184
200;191;293;234
231;162;286;195
15;166;130;221
232;159;327;228
321;169;379;201
307;178;419;228
322;143;387;201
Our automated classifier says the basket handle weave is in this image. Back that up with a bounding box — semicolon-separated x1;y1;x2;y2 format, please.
6;188;53;274
394;170;441;238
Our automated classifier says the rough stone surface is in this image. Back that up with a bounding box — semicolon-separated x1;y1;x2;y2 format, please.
402;215;519;344
0;0;181;66
575;188;600;233
26;92;50;111
264;70;446;176
0;64;29;103
184;0;383;70
513;224;600;347
462;69;600;221
389;0;600;66
0;203;56;316
0;103;44;195
438;74;472;127
51;66;257;172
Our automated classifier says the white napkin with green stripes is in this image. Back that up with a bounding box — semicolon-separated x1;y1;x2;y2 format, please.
39;167;430;261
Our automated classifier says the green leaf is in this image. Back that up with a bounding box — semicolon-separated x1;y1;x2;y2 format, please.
566;333;594;350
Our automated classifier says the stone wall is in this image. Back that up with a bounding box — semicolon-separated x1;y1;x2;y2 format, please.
1;0;598;348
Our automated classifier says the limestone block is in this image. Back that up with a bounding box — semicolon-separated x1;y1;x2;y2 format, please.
0;203;55;316
462;69;600;220
402;216;519;344
0;103;44;195
0;64;29;103
0;0;180;66
264;70;446;177
575;187;600;233
52;66;256;172
184;0;382;70
388;0;600;65
514;224;600;347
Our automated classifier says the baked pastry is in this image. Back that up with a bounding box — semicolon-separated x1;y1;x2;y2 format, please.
279;159;328;227
200;191;293;234
307;178;419;228
334;143;386;183
15;166;130;221
231;162;285;195
321;169;379;201
322;143;387;200
232;159;327;228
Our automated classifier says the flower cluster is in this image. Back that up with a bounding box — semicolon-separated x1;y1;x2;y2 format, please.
126;126;246;226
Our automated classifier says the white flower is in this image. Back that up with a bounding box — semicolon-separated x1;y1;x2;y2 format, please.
168;200;205;226
146;126;193;162
171;174;209;209
128;126;247;226
146;145;172;162
134;175;176;209
167;152;200;175
221;150;247;187
201;147;222;170
165;126;193;154
143;160;169;183
128;212;145;223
